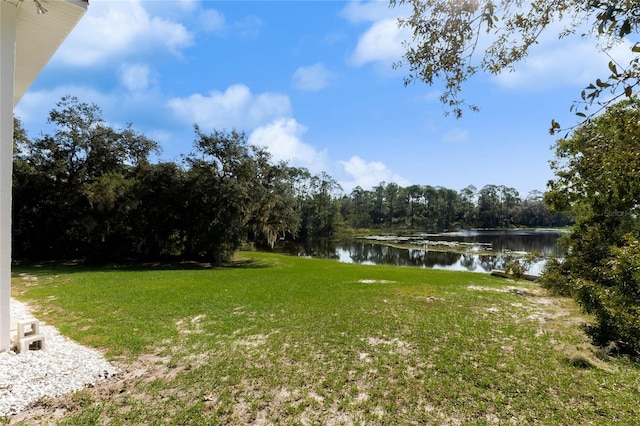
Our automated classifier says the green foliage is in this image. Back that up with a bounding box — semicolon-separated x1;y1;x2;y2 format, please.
539;257;574;297
391;0;640;126
176;127;303;261
545;97;640;354
576;235;640;354
504;251;541;281
129;162;187;259
11;98;306;262
12;96;567;263
12;96;159;260
296;171;343;238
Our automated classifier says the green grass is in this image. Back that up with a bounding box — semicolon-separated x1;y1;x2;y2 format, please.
9;252;640;424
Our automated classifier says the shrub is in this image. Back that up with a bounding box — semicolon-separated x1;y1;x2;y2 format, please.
539;258;575;297
575;235;640;355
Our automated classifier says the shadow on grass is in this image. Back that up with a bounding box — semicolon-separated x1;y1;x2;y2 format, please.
12;257;269;276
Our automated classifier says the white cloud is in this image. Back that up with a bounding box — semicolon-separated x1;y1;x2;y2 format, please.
490;19;636;91
199;8;226;34
341;0;405;23
53;0;193;67
342;1;412;69
339;156;409;192
292;63;333;91
167;84;292;130
176;0;199;12
493;38;634;91
248;119;328;172
119;64;153;91
350;18;409;67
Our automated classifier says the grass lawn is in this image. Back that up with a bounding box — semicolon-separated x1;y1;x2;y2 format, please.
8;252;640;425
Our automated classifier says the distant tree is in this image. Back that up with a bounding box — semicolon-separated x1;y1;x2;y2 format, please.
288;167;313;214
458;185;478;227
544;97;640;354
478;184;500;228
438;186;459;230
422;185;440;229
372;183;387;226
300;172;343;237
405;184;426;228
339;194;354;226
390;0;640;128
498;185;521;227
82;173;136;253
247;153;300;248
519;190;555;227
349;186;374;228
384;182;401;226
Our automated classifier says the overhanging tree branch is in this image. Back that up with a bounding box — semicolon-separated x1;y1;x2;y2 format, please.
390;0;640;127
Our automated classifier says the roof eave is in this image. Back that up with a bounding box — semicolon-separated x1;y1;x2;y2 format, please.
13;0;88;107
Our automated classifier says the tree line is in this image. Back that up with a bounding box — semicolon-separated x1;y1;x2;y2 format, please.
12;96;567;263
339;182;567;231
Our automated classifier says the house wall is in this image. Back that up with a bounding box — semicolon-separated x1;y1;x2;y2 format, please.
0;0;17;351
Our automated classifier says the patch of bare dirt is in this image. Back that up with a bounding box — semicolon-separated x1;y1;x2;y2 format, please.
174;313;207;334
234;333;268;348
8;351;177;425
366;336;413;356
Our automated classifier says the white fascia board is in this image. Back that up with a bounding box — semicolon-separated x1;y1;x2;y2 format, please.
13;0;87;107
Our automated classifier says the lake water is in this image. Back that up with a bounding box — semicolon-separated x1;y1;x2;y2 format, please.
274;230;565;275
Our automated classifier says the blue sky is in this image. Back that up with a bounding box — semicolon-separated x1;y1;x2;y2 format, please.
14;0;635;197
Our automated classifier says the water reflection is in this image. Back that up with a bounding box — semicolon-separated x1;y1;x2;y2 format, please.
274;230;563;275
333;243;546;274
398;229;563;256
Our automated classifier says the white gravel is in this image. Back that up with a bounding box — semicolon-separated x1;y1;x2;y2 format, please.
0;298;118;417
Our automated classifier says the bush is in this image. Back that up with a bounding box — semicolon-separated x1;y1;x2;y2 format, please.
503;251;542;282
539;258;575;297
574;235;640;355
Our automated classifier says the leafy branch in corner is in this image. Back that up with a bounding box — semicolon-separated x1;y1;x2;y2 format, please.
390;0;640;130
